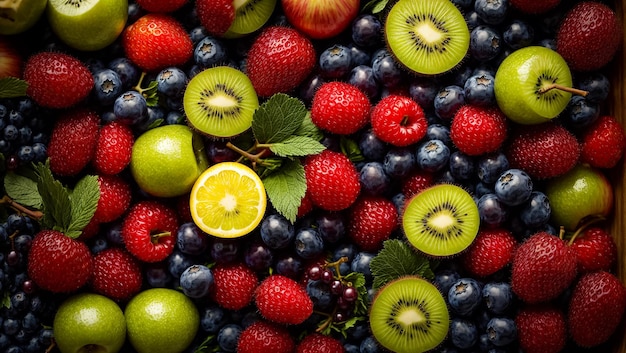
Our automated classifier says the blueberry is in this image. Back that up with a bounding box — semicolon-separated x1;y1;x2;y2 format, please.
165;110;185;125
477;193;509;228
359;161;390;196
211;238;240;264
319;44;353;79
451;0;473;9
409;77;438;110
3;124;18;141
88;236;109;254
348;42;372;67
449;318;478;349
156;67;188;97
563;95;600;129
145;262;172;288
474;0;508;25
244;242;274;271
434;85;465;121
16;146;34;163
482;282;514;315
274;253;303;279
316;212;346;244
351;252;375;284
349;65;379;100
486;317;517;346
519;191;551;228
470;25;502;62
299;73;325;106
18;126;32;144
167;250;197;278
537;38;557;50
189;26;209;44
465;10;484;30
93;68;123;105
306;279;334;311
371;50;404;88
448;278;483;317
351;14;383;48
426;123;452;146
199;304;227;334
434;269;461;296
416;139;450;173
180;264;214;298
360;335;382;353
260;213;295;249
176;222;210;255
477;152;509;184
108;57;139;89
217;324;242;352
494;168;533;206
383;147;416;179
449;151;475;181
464;73;495;106
294;227;324;260
194;36;228;67
503;19;534;50
113;90;147;125
576;72;610;103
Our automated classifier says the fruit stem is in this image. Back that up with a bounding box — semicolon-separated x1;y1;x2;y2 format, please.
325;256;349;282
567;215;607;246
225;142;271;169
132;71;153;98
150;231;172;244
537;84;588;97
0;195;43;221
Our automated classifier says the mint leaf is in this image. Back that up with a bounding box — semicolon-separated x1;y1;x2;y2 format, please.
4;171;42;209
362;0;390;13
252;94;308;144
262;159;306;223
192;334;216;353
294;112;324;141
0;77;28;98
66;174;100;239
2;291;9;309
370;239;435;290
269;136;326;158
34;163;72;232
143;80;159;107
340;136;365;163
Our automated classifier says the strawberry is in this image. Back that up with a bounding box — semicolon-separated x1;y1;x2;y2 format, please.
92;175;132;224
209;263;258;311
304;150;361;211
47;108;100;177
92;121;134;175
450;105;507;156
556;1;623;72
505;122;580;180
121;200;179;262
509;0;560;14
297;333;346;353
401;170;434;198
370;95;427;147
23;51;93;109
568;271;626;347
237;320;295;353
27;230;93;293
122;13;193;72
348;196;398;252
570;227;618;273
79;218;101;240
515;304;567;353
580;115;626;169
255;274;314;325
195;0;235;37
91;248;143;302
246;26;317;97
135;0;187;13
311;81;371;135
511;232;577;303
462;228;517;278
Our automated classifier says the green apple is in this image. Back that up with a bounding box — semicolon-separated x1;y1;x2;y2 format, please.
545;164;614;231
494;46;585;125
125;288;200;353
53;293;126;353
46;0;128;51
130;124;210;198
0;0;48;35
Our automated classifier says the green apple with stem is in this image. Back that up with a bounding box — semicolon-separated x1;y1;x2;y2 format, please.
125;288;200;353
494;46;588;125
53;293;126;353
130;124;209;198
0;0;47;35
46;0;128;51
545;164;614;231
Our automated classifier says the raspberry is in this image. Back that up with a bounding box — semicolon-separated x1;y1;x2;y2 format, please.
195;0;235;37
237;320;295;353
304;150;361;211
450;105;507;156
297;333;346;353
580;115;626;168
462;228;516;277
255;274;313;325
92;121;134;175
210;263;258;311
311;81;371;135
371;95;427;146
348;196;398;252
91;248;142;302
402;170;434;198
92;175;132;224
570;227;618;273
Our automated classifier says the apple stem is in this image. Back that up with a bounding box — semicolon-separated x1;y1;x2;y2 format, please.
151;231;172;244
566;215;607;246
0;195;43;221
538;84;589;97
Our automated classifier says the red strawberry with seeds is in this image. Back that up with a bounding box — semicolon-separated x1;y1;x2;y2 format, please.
23;51;93;109
297;333;346;353
237;320;295;353
370;95;427;147
304;150;361;211
91;248;143;302
246;26;317;97
92;174;132;224
47;108;100;177
122;13;193;71
195;0;235;37
515;305;567;353
580;115;626;168
462;228;517;278
311;81;371;135
570;227;617;273
27;230;93;293
568;271;626;347
255;274;313;325
92;121;134;175
348;196;398;252
450;105;507;156
209;262;258;311
135;0;187;13
121;200;179;262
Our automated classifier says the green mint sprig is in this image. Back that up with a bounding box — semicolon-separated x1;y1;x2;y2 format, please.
370;239;437;290
0;77;28;99
362;0;392;13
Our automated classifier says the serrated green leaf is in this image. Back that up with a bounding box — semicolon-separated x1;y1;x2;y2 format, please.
34;162;72;232
269;136;326;158
2;291;9;309
144;80;160;107
252;94;308;144
262;159;306;223
192;335;216;353
67;174;100;238
294;112;324;141
0;77;28;98
362;0;390;13
4;171;42;209
340;136;364;163
370;239;435;290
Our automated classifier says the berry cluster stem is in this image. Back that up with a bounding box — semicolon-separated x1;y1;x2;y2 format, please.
0;195;43;221
538;84;589;97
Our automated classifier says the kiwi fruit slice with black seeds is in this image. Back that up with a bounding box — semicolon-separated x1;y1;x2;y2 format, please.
183;66;259;138
224;0;278;38
402;184;480;257
370;276;450;353
385;0;470;76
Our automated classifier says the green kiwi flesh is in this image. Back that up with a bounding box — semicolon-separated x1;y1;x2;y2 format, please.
183;66;259;138
385;0;470;76
224;0;277;38
370;276;450;353
402;184;480;257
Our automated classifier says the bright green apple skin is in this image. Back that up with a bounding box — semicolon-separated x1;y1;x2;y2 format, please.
494;46;573;125
545;164;613;231
53;293;126;353
0;0;48;35
130;124;209;198
46;0;128;51
125;288;200;353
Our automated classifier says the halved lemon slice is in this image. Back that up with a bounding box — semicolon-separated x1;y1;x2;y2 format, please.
190;162;267;238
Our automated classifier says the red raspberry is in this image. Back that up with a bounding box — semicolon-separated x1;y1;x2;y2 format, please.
348;196;398;252
92;121;134;175
371;95;427;146
255;274;313;325
570;227;618;273
237;320;295;353
580;115;626;169
402;170;434;198
47;108;100;177
461;228;517;277
450;105;507;156
297;333;346;353
310;81;371;135
210;263;258;311
121;201;180;262
195;0;235;37
92;175;132;224
304;150;361;211
515;305;567;353
91;248;143;302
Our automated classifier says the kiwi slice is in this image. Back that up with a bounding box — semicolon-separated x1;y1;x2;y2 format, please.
402;184;480;257
370;276;450;353
385;0;470;76
183;66;259;138
224;0;277;38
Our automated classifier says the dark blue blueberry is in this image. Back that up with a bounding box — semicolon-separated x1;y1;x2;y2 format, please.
449;151;475;181
470;25;502;61
383;147;416;179
167;250;197;278
17;98;35;117
448;278;483;316
449;318;478;349
3;124;18;141
465;10;484;30
10;292;29;314
200;304;227;334
486;317;517;346
211;238;240;264
464;73;495;106
494;168;533;206
319;44;353;79
474;0;508;25
156;67;188;97
477;193;509;228
135;105;165;132
479;333;496;351
426;123;451;146
333;243;359;263
108;57;139;89
93;68;123;105
306;279;334;311
348;42;372;67
371;50;404;88
359;129;388;161
180;264;214;298
189;26;209;44
16;145;34;163
260;213;294;249
316;212;346;244
451;0;473;9
434;85;465;121
177;222;210;256
104;221;124;246
417;139;450;173
349;65;379;100
477;152;509;184
294;227;324;260
113;90;147;125
482;282;514;315
88;236;109;254
21;312;39;335
360;335;382;353
217;324;242;352
194;36;228;67
244;242;274;271
207;140;239;164
563;95;600;130
18;126;32;144
576;72;610;103
5;345;24;353
275;253;303;279
409;77;438;110
299;73;325;106
351;14;383;48
145;262;172;288
2;317;20;336
344;343;359;353
434;269;461;297
520;191;551;228
352;252;375;284
537;38;557;50
503;19;534;50
24;336;42;353
391;193;406;216
359;161;390;196
165;110;185;125
0;140;11;154
8;110;23;127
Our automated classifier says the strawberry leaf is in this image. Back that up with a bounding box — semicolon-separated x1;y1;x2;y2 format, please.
66;174;100;238
0;77;28;99
34;162;72;233
340;136;364;163
370;239;435;290
252;93;308;144
262;158;306;223
4;171;42;209
294;112;324;141
362;0;390;14
269;136;325;158
143;80;160;107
